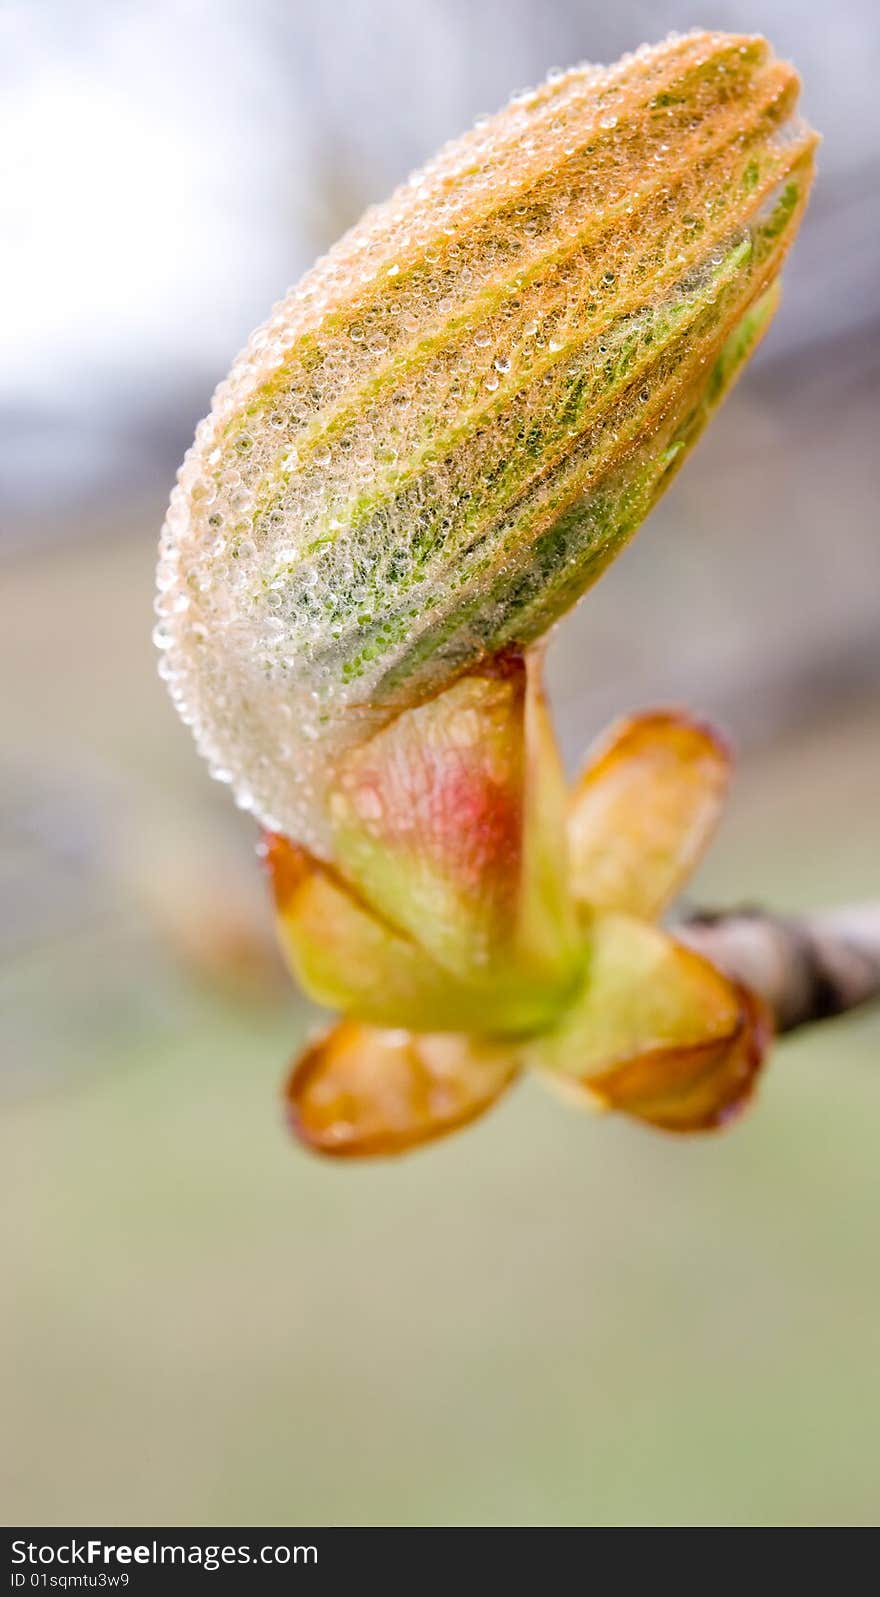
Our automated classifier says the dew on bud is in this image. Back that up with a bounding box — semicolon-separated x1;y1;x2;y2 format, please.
157;30;816;851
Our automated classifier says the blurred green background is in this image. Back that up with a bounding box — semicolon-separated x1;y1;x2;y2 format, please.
2;0;879;1527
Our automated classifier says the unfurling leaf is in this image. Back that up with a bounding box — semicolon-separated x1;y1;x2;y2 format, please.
156;32;816;852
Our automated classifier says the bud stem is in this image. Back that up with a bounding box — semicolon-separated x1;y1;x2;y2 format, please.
679;904;880;1033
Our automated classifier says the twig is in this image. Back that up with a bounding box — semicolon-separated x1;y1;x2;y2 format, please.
679;903;880;1033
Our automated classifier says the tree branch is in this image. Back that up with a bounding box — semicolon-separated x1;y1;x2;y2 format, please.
679;903;880;1033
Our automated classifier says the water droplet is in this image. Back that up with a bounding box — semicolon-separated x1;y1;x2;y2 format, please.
354;785;383;822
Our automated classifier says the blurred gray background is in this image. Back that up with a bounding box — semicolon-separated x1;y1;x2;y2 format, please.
2;0;879;1527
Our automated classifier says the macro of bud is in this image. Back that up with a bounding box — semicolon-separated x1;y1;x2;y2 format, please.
157;30;816;851
156;32;818;1159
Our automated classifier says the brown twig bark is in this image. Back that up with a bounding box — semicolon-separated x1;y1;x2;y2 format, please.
679;903;880;1034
